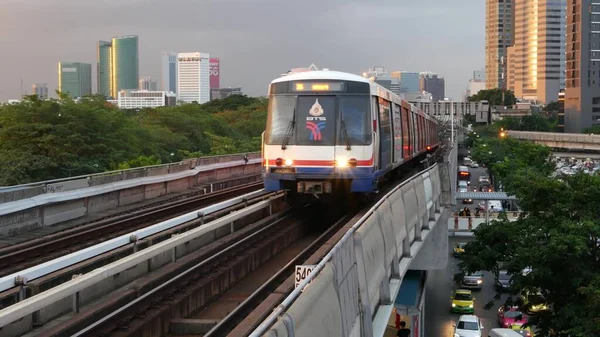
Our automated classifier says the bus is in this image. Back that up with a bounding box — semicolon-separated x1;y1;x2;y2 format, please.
458;166;471;185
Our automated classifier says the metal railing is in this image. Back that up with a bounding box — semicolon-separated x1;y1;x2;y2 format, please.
508;131;600;144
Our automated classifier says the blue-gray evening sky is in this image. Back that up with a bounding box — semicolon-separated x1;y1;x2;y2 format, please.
0;0;484;101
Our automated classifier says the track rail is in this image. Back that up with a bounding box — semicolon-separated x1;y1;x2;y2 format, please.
0;179;264;277
203;212;355;337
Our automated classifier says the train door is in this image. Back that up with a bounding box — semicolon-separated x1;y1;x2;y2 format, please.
410;108;417;155
392;103;402;164
378;97;393;170
401;105;411;159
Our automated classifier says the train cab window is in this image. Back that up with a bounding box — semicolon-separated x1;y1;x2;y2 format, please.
296;96;336;146
266;95;297;145
337;96;372;145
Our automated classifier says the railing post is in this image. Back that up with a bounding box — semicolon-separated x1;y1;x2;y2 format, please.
71;274;82;313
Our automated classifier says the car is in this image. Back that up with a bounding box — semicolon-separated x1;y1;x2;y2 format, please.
462;271;484;289
453;243;466;257
510;324;534;337
497;305;527;329
520;290;548;313
453;315;483;337
495;270;511;291
478;176;490;183
451;289;476;313
470;162;479;168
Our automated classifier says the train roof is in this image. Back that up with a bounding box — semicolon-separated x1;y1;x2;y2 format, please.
271;70;370;84
270;70;436;122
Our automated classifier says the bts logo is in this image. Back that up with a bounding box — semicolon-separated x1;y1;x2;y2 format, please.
306;121;326;141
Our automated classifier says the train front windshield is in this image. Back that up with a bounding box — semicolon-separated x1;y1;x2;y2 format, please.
265;94;372;147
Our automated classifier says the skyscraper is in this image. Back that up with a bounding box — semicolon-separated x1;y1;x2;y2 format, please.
96;35;139;98
564;0;600;133
419;72;445;101
32;83;48;99
485;0;514;90
139;76;158;91
161;52;178;93
391;71;420;94
508;0;566;104
177;52;210;104
97;41;112;97
58;62;92;98
209;58;220;89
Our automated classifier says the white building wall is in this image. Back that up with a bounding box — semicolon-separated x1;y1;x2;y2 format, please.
117;90;175;109
177;52;210;104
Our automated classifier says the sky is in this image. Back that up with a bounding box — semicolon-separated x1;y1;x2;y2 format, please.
0;0;485;101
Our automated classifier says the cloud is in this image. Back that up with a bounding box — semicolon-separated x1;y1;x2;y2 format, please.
0;0;484;100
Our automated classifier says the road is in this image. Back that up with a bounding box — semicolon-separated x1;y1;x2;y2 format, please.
455;164;489;213
425;236;510;336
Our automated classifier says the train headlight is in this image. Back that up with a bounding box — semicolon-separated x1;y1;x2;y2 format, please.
348;158;358;167
275;158;283;166
336;158;348;168
285;159;293;166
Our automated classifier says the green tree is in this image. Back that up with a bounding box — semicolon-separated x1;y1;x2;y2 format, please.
467;88;517;106
116;155;162;169
544;101;560;112
458;172;600;337
583;125;600;134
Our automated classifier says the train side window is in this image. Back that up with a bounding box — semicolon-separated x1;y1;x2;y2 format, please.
401;106;411;158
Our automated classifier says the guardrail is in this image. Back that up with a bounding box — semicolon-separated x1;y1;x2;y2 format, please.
0;189;268;293
0;191;285;328
0;152;261;203
250;158;451;336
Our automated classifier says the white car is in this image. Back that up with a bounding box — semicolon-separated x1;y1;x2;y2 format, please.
454;315;483;337
470;162;479;168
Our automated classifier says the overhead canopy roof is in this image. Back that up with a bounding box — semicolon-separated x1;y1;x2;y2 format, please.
456;191;518;201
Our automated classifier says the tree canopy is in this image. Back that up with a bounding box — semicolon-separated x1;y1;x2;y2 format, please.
459;121;600;336
0;94;267;186
467;88;517;106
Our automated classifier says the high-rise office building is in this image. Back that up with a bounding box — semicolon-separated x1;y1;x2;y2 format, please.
419;72;445;101
58;62;92;98
564;0;600;133
391;71;420;94
465;69;487;99
473;70;486;81
139;76;157;91
161;52;178;93
32;83;48;99
209;58;220;89
97;41;112;97
96;35;139;98
508;0;566;104
485;0;514;90
177;52;210;104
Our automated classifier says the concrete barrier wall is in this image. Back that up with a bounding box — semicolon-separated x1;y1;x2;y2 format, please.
261;161;453;337
0;158;261;238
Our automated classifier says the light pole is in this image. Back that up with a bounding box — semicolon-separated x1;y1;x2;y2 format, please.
451;101;455;144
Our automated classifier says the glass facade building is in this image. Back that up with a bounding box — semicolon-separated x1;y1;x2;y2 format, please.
162;52;178;93
58;62;92;98
96;36;139;99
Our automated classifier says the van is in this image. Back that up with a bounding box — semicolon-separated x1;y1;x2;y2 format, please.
488;328;526;337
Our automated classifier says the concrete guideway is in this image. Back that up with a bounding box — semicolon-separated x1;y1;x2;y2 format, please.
251;149;457;337
0;188;268;293
508;130;600;151
0;192;285;328
0;153;261;238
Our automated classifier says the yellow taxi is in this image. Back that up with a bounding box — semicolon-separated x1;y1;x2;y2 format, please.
451;289;475;313
511;323;535;336
453;243;466;257
520;290;548;313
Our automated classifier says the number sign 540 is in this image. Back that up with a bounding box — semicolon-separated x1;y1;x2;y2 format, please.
295;265;317;288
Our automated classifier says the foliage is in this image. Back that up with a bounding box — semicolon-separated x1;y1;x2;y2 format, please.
467;88;517;106
0;94;267;185
583;125;600;134
494;114;554;132
460;116;600;336
544;101;560;112
458;172;600;336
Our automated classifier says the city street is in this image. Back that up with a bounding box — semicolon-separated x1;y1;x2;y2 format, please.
425;236;509;336
456;164;489;212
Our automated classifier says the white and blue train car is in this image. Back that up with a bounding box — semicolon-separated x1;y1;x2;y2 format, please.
261;70;439;197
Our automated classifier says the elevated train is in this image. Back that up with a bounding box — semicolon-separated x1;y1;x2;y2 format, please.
261;70;440;200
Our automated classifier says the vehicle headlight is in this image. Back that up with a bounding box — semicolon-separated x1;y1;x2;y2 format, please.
452;303;456;307
284;159;293;166
477;279;483;284
469;304;473;308
336;158;348;167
